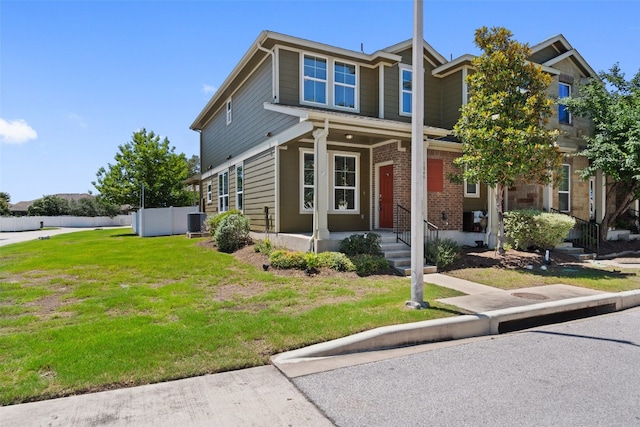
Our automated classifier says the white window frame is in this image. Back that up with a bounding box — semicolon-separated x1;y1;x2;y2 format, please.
559;164;571;212
218;170;229;213
207;182;212;203
300;53;359;112
300;149;315;213
226;98;232;125
464;180;480;198
399;64;412;116
558;83;572;125
331;152;359;213
235;163;243;211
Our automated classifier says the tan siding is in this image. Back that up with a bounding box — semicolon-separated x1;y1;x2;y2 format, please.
244;149;275;232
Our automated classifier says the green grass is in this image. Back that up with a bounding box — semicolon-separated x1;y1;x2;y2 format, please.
448;263;640;292
0;229;462;405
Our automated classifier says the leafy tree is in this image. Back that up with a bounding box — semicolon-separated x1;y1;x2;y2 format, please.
28;195;70;216
0;192;10;216
187;155;200;176
563;64;640;241
93;129;191;208
69;197;121;217
453;27;563;253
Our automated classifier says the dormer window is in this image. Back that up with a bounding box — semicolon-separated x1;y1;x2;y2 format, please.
301;53;358;111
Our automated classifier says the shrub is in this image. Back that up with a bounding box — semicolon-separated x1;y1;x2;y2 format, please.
339;233;382;256
206;209;241;236
214;212;251;253
424;238;461;270
253;238;273;255
316;252;356;272
350;254;390;277
269;250;307;270
504;210;576;250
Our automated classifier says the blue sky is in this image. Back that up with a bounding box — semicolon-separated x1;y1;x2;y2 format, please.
1;0;638;203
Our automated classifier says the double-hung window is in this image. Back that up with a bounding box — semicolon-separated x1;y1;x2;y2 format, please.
218;171;229;212
302;54;358;111
464;181;480;198
333;154;357;211
301;151;315;211
207;182;212;203
334;61;356;109
236;165;243;211
558;164;570;212
558;83;571;124
400;65;412;116
226;98;232;125
303;55;327;105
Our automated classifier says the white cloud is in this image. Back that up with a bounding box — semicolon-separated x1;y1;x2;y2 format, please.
66;112;88;128
202;84;217;94
0;118;38;145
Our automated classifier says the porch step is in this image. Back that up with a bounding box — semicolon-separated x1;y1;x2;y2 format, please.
378;234;437;276
554;244;597;261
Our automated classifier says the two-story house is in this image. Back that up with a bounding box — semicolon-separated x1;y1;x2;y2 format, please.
190;30;602;252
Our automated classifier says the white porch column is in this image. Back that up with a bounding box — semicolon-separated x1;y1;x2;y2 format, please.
313;124;330;241
487;186;498;249
542;183;553;211
595;170;606;223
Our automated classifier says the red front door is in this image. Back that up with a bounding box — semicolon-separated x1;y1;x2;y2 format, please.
379;164;394;228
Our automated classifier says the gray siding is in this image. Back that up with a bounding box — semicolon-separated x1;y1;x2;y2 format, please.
440;70;463;129
244;148;276;232
279;49;299;105
200;58;299;171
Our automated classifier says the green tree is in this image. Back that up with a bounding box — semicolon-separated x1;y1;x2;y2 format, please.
0;192;11;216
563;64;640;241
453;27;563;253
93;129;191;208
69;197;120;217
28;195;70;216
187;154;200;176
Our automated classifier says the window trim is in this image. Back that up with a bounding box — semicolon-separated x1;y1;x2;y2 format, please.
226;98;232;125
558;83;572;125
300;52;359;112
399;64;412;117
331;151;360;213
300;149;315;213
206;182;212;203
464;180;480;198
218;170;229;213
559;164;571;212
235;163;243;211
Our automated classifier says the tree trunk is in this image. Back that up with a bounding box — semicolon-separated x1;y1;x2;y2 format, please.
495;184;506;255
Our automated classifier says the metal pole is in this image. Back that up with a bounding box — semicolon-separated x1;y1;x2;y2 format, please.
408;0;427;309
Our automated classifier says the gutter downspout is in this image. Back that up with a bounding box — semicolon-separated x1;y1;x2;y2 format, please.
257;43;277;102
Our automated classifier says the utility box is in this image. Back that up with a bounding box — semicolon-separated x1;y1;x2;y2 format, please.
187;212;207;233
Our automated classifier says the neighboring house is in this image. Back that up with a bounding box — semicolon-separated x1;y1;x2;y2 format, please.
191;31;625;251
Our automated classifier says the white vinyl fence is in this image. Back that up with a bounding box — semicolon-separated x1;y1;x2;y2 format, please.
0;215;131;232
131;206;198;237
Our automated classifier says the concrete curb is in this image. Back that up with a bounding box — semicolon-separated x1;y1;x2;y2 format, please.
272;290;640;365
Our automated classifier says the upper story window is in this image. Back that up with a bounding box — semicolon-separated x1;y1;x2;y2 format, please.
303;55;327;105
558;83;572;125
301;54;358;111
400;65;412;116
226;98;232;125
218;170;229;212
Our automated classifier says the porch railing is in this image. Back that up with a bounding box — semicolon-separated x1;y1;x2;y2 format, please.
549;208;600;254
395;204;439;262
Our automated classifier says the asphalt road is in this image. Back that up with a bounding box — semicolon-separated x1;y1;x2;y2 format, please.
294;307;640;427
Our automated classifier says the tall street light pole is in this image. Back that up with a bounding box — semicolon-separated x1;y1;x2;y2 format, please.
407;0;428;309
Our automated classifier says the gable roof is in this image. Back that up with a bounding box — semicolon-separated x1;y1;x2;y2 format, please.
530;34;597;78
382;38;447;67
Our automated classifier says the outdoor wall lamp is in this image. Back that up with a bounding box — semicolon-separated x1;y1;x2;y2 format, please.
226;155;233;160
345;134;354;140
441;211;447;221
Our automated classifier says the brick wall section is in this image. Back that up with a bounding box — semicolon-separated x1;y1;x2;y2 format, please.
371;142;463;231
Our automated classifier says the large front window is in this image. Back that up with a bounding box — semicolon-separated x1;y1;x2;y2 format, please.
400;66;412;116
218;171;229;212
333;154;357;211
334;61;356;109
303;55;327;105
558;83;572;124
559;164;570;212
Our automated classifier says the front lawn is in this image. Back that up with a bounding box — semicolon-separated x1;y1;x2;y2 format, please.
0;229;461;405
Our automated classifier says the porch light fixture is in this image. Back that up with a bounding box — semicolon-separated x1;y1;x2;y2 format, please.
226;155;233;160
345;134;354;140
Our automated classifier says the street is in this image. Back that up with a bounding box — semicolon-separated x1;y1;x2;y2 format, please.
293;307;640;426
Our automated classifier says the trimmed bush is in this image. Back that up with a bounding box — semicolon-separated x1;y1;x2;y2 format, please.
206;209;242;236
339;233;382;256
269;250;307;270
350;254;390;277
424;238;461;270
316;252;356;272
504;210;576;250
214;212;251;253
253;238;273;255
